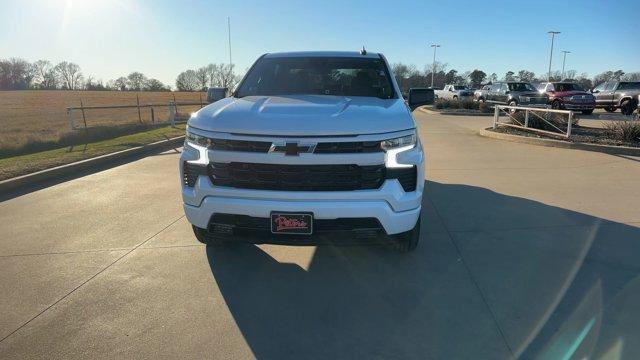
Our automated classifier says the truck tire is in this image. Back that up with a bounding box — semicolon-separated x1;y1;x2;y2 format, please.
192;225;228;246
453;95;458;101
604;106;617;113
508;100;518;114
620;99;637;116
393;214;421;252
551;100;562;109
581;109;594;115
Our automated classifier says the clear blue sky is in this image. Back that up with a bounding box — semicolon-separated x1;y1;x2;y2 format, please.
1;0;638;87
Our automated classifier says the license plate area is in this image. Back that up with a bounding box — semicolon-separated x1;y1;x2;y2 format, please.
270;212;313;235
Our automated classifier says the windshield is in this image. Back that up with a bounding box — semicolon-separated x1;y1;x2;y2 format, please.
236;57;396;99
508;82;536;92
554;83;585;91
453;85;468;90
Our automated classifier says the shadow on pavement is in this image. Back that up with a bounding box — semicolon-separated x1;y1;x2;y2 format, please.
206;181;640;359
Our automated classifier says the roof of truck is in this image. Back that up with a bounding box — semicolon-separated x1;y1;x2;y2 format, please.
263;51;381;59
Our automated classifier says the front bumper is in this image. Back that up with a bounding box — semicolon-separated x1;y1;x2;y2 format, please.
563;102;595;110
180;136;424;236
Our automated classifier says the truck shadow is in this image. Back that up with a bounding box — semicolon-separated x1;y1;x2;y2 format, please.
206;181;640;359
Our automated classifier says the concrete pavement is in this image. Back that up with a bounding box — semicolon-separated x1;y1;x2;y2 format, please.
1;112;639;359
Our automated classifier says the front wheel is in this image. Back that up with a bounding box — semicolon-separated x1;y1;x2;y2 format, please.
508;100;518;114
581;109;594;115
604;106;617;113
453;95;458;101
620;99;637;115
392;214;421;252
551;100;562;109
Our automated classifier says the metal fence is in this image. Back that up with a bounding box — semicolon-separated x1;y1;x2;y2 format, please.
66;100;209;130
493;105;576;138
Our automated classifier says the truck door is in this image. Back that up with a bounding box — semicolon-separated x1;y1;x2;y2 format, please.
592;82;607;106
598;82;617;106
497;83;509;103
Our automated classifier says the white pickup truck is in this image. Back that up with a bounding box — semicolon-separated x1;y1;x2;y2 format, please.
435;84;474;101
180;51;425;252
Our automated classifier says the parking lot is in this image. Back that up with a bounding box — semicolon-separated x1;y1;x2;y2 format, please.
1;110;639;359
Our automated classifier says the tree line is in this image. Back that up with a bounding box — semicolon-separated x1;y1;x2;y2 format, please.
391;62;640;94
0;58;240;92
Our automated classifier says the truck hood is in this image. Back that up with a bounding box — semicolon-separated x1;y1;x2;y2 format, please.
552;90;592;97
187;95;414;136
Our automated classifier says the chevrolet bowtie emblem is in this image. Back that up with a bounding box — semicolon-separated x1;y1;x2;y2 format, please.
269;142;316;156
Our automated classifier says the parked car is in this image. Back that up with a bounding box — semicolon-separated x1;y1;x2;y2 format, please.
474;85;490;102
435;84;474;101
591;81;640;115
484;82;548;113
181;51;424;252
537;82;595;115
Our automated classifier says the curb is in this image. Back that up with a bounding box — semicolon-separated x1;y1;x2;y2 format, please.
419;107;493;116
0;135;185;194
478;128;640;156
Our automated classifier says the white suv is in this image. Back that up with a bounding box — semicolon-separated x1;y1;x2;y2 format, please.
180;51;424;251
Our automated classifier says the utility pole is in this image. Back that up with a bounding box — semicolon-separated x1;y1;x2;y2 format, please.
547;31;560;81
561;50;570;80
227;17;232;67
430;44;441;88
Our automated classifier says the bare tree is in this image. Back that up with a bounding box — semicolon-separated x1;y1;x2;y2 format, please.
622;72;640;81
209;63;239;90
113;77;128;91
564;70;577;80
0;58;34;89
127;72;147;91
145;78;168;91
32;60;59;89
175;70;200;91
195;66;209;91
55;61;83;90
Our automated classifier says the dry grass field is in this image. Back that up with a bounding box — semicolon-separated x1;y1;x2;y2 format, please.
0;90;206;154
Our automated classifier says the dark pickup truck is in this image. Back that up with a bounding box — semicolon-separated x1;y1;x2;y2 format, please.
591;81;640;115
484;82;548;113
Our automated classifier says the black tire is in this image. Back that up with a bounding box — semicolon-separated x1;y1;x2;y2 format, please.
453;95;458;101
508;100;518;114
478;97;485;103
393;214;421;252
551;100;562;109
192;225;227;246
620;99;637;116
604;106;617;113
581;109;594;115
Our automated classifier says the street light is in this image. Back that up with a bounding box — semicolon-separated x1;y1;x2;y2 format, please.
547;31;560;81
561;50;571;80
430;44;441;88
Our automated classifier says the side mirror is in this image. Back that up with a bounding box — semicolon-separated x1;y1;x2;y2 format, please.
407;88;435;110
207;87;228;103
402;93;408;100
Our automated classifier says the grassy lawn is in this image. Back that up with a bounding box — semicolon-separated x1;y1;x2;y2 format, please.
0;124;185;181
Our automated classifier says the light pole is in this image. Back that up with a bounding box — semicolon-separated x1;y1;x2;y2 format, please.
430;44;441;88
561;50;570;80
547;31;560;81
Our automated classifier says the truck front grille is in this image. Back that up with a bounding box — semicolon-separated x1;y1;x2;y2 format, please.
208;162;417;192
208;139;382;153
209;162;385;191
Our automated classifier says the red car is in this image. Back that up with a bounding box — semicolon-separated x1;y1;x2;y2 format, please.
537;82;596;115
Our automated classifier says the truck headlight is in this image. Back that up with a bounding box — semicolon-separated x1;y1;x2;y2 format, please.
382;132;417;169
185;129;212;148
381;133;416;151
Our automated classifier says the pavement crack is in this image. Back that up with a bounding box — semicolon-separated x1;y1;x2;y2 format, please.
0;215;185;344
426;194;516;359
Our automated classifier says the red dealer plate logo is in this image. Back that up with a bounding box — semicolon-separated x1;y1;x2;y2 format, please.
270;212;313;235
